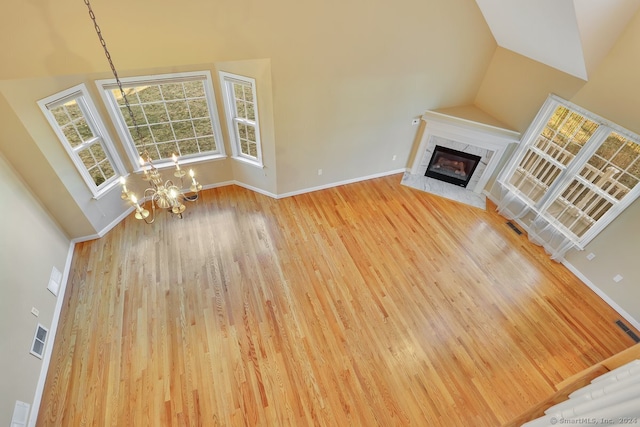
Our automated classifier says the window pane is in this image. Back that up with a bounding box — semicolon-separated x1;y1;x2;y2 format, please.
167;100;191;121
91;144;107;163
173;121;195;140
178;139;199;156
112;88;140;106
66;102;82;120
247;126;256;142
160;83;185;100
89;166;106;186
137;86;162;103
157;142;178;158
619;173;638;190
198;137;216;152
143;103;168;123
150;123;174;142
78;148;95;169
240;140;249;155
76;119;94;142
248;142;257;157
235;100;246;118
183;81;204;98
243;85;253;102
101;161;115;180
234;83;243;99
63;126;82;147
193;119;213;137
238;123;247;139
188;99;208;118
247;103;255;121
51;106;70;126
120;105;146;127
611;139;640;170
628;158;640;180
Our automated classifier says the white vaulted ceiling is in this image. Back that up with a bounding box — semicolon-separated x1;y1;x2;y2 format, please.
474;0;640;80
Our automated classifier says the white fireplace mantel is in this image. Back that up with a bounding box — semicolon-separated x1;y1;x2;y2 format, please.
404;107;521;208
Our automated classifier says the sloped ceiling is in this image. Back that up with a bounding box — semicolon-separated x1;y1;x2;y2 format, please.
475;0;640;80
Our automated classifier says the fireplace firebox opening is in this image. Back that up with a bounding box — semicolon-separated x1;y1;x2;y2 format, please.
425;145;482;188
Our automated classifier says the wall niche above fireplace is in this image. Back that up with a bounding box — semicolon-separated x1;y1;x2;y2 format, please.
403;106;521;208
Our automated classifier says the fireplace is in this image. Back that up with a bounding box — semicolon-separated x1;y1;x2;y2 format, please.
425;145;481;188
403;108;520;209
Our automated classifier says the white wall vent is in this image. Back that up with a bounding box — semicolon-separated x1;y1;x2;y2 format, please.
29;324;48;359
11;400;30;427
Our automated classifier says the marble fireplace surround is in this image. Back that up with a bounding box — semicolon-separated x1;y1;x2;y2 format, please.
403;107;521;209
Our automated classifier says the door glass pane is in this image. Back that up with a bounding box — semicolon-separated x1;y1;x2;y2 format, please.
508;106;599;204
546;131;640;238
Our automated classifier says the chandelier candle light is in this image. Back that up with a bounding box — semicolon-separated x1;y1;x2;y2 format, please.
119;153;202;222
84;0;203;224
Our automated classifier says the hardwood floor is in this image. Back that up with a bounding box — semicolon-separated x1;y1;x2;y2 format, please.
38;174;638;426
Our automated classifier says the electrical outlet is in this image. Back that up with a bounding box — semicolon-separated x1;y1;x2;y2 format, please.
411;118;420;125
31;307;39;317
392;155;397;161
613;274;623;283
586;253;596;260
318;169;323;176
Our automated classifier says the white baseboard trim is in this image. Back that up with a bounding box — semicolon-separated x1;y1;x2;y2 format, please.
74;169;406;240
231;181;278;199
276;169;407;199
74;206;136;243
486;190;640;332
28;241;76;427
562;260;640;332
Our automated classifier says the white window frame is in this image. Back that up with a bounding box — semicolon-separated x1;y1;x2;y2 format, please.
38;84;125;198
219;72;263;167
498;94;640;248
96;71;226;171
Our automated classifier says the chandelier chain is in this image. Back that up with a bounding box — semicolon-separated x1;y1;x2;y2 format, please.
83;0;146;154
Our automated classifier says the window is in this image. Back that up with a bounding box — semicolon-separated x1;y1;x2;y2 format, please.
97;71;225;169
497;95;640;257
38;84;125;197
220;72;263;166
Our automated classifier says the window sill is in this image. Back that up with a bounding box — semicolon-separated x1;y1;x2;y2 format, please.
231;155;264;168
92;178;122;200
134;153;228;172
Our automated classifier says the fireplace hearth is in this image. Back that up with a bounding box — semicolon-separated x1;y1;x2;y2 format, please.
425;145;481;188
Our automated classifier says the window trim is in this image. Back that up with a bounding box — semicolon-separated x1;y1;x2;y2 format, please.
219;71;263;168
497;94;640;248
96;70;226;171
38;83;125;198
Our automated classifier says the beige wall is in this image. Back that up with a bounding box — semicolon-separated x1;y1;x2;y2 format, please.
476;10;640;324
0;0;496;239
0;152;70;425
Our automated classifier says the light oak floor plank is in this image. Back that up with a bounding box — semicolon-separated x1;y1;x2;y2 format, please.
38;174;638;426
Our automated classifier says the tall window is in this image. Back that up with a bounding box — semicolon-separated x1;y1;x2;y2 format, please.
498;95;640;255
97;71;225;169
219;72;262;167
38;84;125;197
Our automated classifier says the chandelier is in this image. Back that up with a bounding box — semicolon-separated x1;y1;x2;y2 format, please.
84;0;202;224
